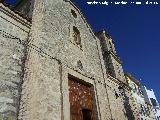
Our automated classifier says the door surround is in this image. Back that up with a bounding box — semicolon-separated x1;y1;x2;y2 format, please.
61;67;100;120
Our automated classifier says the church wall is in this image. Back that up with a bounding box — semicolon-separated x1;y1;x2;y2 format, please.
17;0;113;119
0;3;30;120
35;0;105;81
18;51;62;120
0;1;136;120
105;77;128;120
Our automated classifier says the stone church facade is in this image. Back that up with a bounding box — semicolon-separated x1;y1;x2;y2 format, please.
0;0;135;120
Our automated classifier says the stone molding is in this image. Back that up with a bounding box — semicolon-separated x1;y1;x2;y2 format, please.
0;3;31;29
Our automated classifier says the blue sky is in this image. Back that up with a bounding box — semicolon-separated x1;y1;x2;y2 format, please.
5;0;16;5
4;0;160;102
74;0;160;102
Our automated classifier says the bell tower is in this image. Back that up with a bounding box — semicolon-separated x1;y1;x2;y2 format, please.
96;30;126;83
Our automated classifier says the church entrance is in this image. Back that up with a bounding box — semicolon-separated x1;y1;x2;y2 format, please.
68;77;96;120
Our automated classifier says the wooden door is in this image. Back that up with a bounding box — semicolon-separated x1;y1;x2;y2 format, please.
69;78;96;120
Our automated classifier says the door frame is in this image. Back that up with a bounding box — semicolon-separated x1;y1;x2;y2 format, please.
61;67;100;120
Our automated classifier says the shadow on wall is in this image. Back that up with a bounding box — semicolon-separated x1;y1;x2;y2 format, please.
124;91;135;120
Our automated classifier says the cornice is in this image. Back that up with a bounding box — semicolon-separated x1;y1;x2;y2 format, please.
0;3;31;29
108;74;131;90
108;50;122;64
125;72;141;87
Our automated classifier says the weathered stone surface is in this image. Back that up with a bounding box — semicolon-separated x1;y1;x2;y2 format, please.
0;1;135;120
0;3;30;120
18;50;62;120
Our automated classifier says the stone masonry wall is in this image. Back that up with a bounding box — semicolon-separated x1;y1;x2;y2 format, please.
18;0;63;119
106;76;128;120
18;50;62;120
42;0;113;119
18;0;113;119
0;0;133;120
0;4;30;120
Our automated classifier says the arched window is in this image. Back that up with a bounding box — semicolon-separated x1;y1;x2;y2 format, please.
71;9;77;18
73;26;81;47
